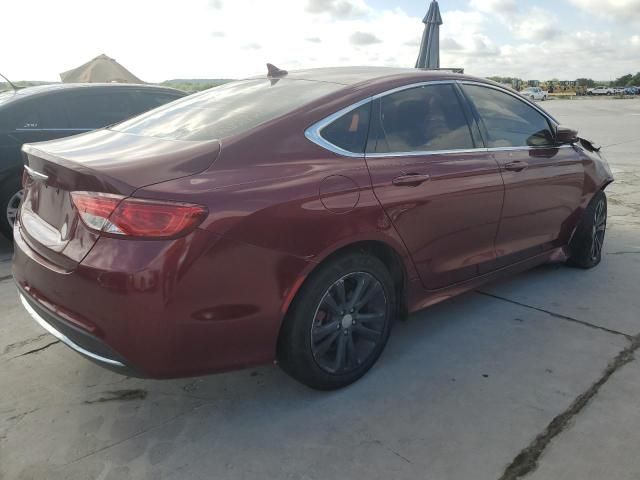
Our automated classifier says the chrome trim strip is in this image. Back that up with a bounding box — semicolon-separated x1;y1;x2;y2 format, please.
367;147;488;159
304;80;459;158
370;80;457;100
24;165;48;182
19;294;126;368
486;145;573;152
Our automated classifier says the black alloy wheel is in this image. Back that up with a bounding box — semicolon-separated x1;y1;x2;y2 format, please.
310;272;387;374
278;253;395;390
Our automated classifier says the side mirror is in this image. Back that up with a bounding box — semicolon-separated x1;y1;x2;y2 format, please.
556;125;579;145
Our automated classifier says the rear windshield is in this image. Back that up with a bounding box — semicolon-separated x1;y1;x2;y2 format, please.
111;79;343;141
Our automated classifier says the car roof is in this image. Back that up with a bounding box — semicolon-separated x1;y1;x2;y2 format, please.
246;66;480;87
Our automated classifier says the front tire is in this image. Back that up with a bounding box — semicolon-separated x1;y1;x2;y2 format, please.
0;179;23;240
278;253;395;390
567;191;607;269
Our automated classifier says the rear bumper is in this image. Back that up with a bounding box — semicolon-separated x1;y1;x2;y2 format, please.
13;220;313;378
18;289;143;377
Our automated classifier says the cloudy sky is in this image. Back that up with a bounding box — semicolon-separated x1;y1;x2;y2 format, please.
1;0;639;82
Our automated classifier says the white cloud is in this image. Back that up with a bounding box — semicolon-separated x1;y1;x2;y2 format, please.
468;0;518;14
0;0;637;83
305;0;370;19
441;38;464;51
350;32;382;45
511;8;559;41
568;0;640;23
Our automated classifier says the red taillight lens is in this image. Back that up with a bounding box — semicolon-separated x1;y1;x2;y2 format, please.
71;192;207;239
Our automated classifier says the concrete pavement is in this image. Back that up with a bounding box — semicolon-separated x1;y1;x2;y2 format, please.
0;98;639;480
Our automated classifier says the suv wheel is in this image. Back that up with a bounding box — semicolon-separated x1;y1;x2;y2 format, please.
0;180;23;239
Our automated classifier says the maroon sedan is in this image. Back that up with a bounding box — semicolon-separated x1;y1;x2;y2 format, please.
13;67;613;389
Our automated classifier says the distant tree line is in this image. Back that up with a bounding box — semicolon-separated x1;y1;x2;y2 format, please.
488;73;639;89
611;72;640;87
161;79;233;93
0;80;52;92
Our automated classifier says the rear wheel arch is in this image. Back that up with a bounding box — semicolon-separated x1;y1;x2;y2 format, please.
277;240;409;351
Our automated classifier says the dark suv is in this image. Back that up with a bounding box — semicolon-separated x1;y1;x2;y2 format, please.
0;83;186;238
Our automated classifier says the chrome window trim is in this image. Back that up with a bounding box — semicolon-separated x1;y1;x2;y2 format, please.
19;294;126;368
365;145;573;159
305;80;458;158
370;79;457;100
487;145;574;152
367;147;488;159
305;79;562;158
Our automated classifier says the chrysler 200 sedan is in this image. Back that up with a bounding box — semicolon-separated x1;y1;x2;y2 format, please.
13;67;613;390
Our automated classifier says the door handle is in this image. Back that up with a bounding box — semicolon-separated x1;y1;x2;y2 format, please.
392;174;431;187
504;161;529;172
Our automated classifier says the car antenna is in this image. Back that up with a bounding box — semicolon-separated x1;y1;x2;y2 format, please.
0;72;20;91
267;63;288;78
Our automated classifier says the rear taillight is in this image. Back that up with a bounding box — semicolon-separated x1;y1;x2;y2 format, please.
71;192;207;239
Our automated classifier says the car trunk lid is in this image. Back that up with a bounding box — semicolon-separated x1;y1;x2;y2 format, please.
19;129;220;271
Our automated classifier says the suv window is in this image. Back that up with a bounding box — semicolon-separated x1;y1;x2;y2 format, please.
113;79;343;141
462;85;554;148
135;91;182;113
372;84;474;154
9;97;69;130
320;102;371;154
66;91;135;129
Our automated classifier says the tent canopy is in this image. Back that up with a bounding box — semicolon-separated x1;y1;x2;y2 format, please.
60;54;144;84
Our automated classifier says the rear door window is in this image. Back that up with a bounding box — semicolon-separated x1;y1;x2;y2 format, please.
66;91;135;129
371;83;475;154
462;84;555;148
134;91;183;113
10;97;69;130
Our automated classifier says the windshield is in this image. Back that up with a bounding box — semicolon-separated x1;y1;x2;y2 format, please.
112;78;344;141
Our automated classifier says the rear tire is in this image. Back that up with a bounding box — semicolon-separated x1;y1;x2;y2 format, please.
0;178;23;240
278;253;395;390
567;191;607;269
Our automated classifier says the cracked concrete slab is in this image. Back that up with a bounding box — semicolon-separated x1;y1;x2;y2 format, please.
0;291;628;479
526;359;640;480
480;229;640;336
481;100;640;338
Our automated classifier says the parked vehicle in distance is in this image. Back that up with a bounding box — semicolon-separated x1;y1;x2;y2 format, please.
13;67;613;389
0;83;186;238
521;86;548;101
587;87;615;96
623;86;639;95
